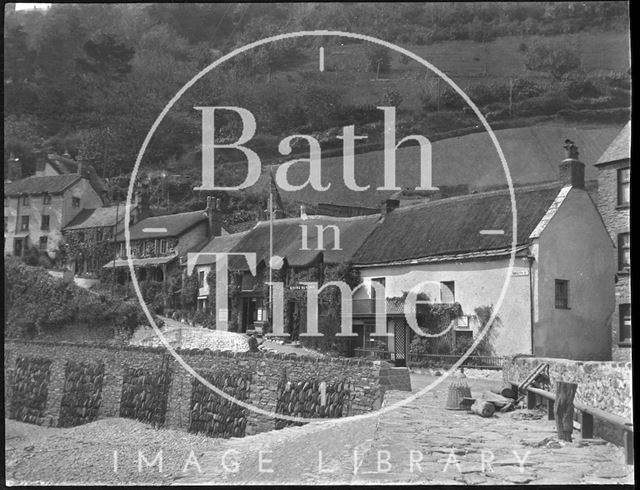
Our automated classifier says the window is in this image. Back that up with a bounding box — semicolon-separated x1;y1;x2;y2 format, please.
22;195;29;206
39;236;48;251
20;216;29;231
78;232;85;242
198;270;206;287
441;281;456;303
72;197;81;208
555;279;569;309
160;239;167;254
618;232;630;270
43;194;51;205
619;304;631;344
241;272;255;291
96;229;103;242
41;215;50;231
618;168;630;206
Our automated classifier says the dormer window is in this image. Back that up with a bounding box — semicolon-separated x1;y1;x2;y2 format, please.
22;195;29;206
72;197;81;208
43;194;51;205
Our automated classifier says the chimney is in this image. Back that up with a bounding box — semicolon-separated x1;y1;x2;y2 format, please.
7;153;21;181
559;139;585;189
206;196;223;238
134;184;151;221
381;199;400;217
77;160;83;176
300;204;308;219
34;152;46;176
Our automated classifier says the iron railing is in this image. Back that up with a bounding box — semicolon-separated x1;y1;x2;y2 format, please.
408;353;506;370
354;348;392;360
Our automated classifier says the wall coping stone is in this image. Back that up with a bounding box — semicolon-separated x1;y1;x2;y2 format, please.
4;339;379;367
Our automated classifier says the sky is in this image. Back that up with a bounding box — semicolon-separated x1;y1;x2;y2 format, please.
14;3;51;10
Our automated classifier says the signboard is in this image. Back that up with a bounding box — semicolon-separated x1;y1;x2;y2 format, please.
512;270;530;276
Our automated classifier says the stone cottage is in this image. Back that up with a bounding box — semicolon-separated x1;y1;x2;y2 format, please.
594;121;631;361
351;145;616;362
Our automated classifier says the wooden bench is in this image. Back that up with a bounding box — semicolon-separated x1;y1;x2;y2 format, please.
508;380;634;465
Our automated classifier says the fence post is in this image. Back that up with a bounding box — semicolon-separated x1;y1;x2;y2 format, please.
527;390;536;409
581;412;594;439
547;399;555;420
554;381;578;442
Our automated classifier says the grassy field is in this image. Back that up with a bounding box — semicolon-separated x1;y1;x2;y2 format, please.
265;30;630;112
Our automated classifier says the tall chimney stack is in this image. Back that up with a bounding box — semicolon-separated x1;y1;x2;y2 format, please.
559;139;585;189
206;196;223;238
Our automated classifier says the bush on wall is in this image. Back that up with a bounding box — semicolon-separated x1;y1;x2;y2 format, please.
4;257;159;339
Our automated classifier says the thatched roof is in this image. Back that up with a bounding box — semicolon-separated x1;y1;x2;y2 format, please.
64;204;137;231
192;231;250;267
596;121;630;165
352;182;565;266
228;215;380;271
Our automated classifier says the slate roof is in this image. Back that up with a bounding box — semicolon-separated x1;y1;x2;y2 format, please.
46;154;108;195
64;204;137;231
596;121;631;165
352;182;565;266
4;174;82;196
116;210;208;241
192;231;250;267
228;215;380;271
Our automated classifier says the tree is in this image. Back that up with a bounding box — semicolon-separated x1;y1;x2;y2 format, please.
4;25;37;83
76;34;135;80
525;42;580;80
365;45;391;76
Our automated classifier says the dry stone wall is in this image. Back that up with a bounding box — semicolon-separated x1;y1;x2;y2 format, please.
503;356;632;419
4;340;384;439
189;370;251;438
275;379;350;430
119;356;171;426
58;361;105;428
9;357;52;424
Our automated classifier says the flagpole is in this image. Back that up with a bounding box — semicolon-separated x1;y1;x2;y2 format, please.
268;191;274;323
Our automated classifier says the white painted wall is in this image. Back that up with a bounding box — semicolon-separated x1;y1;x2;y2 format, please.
534;187;615;360
355;256;534;356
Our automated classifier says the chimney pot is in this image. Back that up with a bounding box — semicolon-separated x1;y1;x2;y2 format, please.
559;140;584;189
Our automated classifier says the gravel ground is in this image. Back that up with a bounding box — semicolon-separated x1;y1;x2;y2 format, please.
5;418;225;485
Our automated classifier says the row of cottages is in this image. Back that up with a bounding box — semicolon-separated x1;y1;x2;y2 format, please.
4;153;106;260
102;197;226;287
594;121;631;361
192;146;615;362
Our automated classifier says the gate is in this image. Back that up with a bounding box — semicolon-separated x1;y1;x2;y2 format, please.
393;319;407;367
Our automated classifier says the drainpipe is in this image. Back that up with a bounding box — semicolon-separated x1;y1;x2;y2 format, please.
528;255;535;355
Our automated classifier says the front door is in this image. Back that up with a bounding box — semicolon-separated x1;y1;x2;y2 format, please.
13;238;23;257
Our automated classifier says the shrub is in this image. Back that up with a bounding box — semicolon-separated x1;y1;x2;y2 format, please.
562;78;603;99
5;257;157;339
511;78;546;101
365;45;391;75
514;93;569;117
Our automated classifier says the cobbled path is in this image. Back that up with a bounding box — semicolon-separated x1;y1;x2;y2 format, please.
180;373;634;485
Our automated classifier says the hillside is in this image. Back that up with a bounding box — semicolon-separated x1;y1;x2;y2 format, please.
246;121;623;209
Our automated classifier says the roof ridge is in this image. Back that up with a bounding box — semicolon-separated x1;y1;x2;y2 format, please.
390;180;561;214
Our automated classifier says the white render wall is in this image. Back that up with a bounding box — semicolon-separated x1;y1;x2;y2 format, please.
355;256;534;357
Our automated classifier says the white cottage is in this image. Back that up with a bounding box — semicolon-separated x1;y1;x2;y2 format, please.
351;151;615;362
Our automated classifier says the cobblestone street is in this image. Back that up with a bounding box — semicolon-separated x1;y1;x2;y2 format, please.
179;373;634;485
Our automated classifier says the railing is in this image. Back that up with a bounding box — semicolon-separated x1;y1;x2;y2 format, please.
506;379;634;465
408;353;506;370
354;348;392;360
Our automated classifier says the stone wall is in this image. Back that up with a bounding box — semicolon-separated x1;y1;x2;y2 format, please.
595;161;631;362
4;340;384;438
503;356;632;419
